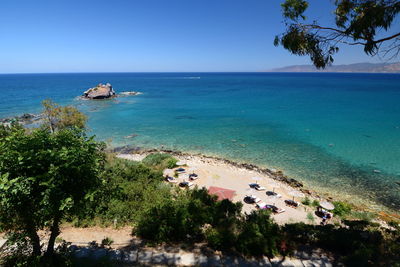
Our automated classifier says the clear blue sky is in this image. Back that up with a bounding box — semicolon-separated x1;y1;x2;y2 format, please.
0;0;395;73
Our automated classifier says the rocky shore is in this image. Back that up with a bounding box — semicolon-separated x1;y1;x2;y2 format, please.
0;113;42;126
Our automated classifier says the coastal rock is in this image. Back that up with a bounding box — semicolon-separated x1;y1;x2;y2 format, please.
124;133;138;139
111;145;141;154
83;83;116;99
0;113;42;125
119;91;141;96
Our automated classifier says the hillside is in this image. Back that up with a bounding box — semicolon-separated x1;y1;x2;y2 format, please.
270;62;400;73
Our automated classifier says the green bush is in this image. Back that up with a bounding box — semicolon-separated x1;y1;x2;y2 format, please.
236;210;280;259
205;228;223;249
332;201;352;217
205;227;237;251
101;237;114;248
142;153;178;170
136;199;191;242
282;220;400;266
301;197;311;206
311;199;320;207
306;212;315;223
135;188;242;244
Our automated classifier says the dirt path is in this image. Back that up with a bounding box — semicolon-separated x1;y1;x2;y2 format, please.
58;226;133;249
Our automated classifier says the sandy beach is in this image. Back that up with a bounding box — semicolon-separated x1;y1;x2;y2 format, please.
117;152;329;225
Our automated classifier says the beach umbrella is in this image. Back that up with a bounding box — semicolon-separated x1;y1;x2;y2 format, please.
176;161;186;166
268;181;281;192
288;190;305;201
251;176;263;184
320;201;335;210
188;167;197;174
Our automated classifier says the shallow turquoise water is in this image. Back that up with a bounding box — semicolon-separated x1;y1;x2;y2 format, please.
1;73;399;209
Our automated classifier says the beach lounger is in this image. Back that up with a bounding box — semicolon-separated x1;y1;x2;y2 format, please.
249;183;266;191
266;191;282;198
166;176;178;183
266;205;286;214
256;202;267;209
316;207;333;219
189;173;199;180
284;199;299;208
179;181;194;188
176;168;186;173
244;195;261;204
250;195;261;203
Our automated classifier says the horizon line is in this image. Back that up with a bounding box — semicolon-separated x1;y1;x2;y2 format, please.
1;71;399;75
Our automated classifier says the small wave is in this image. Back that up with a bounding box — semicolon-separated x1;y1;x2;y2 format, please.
182;77;201;79
160;77;201;80
119;91;142;96
175;115;196;120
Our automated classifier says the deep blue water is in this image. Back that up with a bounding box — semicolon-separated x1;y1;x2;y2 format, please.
1;72;400;210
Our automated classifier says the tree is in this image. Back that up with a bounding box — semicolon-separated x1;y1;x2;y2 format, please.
0;126;105;256
42;99;87;133
274;0;400;68
236;210;281;259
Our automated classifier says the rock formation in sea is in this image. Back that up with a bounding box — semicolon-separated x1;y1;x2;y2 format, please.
83;83;116;99
82;83;141;99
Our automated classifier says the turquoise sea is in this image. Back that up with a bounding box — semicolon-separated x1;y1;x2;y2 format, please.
1;73;399;211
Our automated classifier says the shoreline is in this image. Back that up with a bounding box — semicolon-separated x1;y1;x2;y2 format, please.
113;147;400;223
115;147;307;192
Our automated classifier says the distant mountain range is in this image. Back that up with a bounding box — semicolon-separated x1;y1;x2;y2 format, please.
269;62;400;73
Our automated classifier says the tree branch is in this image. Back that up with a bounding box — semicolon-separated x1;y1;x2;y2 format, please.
301;24;350;37
373;32;400;44
302;24;400;45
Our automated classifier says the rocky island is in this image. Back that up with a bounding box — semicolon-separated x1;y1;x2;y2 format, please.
82;83;141;99
82;83;116;99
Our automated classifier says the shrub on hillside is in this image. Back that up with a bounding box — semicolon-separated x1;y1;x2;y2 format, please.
72;156;172;226
236;210;281;259
332;201;352;218
105;157;163;182
101;237;114;248
135;188;242;244
136;199;191;242
142;153;178;170
301;197;311;206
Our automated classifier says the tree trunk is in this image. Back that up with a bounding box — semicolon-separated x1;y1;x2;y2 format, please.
45;215;61;255
26;226;41;256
